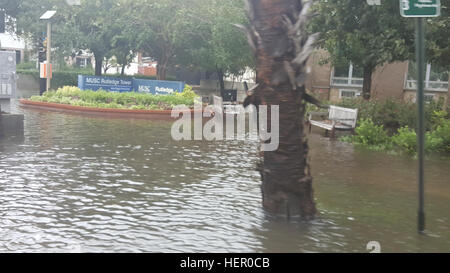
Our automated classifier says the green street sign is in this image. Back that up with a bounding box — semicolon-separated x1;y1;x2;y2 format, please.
400;0;441;17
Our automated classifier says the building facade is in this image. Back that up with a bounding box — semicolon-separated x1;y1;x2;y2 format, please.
306;50;450;105
0;32;27;64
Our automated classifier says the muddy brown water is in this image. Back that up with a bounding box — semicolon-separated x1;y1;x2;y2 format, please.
0;101;449;252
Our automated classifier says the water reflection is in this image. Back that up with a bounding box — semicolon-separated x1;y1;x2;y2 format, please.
0;102;449;252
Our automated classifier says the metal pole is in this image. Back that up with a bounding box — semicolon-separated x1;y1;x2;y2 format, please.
415;17;425;234
46;21;51;92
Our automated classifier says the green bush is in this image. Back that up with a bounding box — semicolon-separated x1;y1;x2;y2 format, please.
324;99;450;154
17;69;90;90
392;127;417;153
336;98;445;133
30;85;197;111
353;118;390;147
348;119;450;154
427;119;450;153
17;62;37;70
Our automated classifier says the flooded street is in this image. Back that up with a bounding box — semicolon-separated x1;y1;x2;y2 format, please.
0;102;449;253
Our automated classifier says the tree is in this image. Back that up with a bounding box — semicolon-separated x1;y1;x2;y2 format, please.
1;0;57;50
179;0;254;92
310;0;415;100
60;0;139;76
124;0;193;80
1;0;120;76
68;0;118;76
243;0;318;219
427;2;449;70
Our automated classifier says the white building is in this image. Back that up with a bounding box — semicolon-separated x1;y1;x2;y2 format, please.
0;32;27;63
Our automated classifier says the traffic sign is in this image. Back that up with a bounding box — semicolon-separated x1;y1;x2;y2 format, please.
400;0;441;17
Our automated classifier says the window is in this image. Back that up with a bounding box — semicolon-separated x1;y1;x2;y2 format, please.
411;93;437;103
406;62;449;91
424;93;435;102
76;57;91;68
15;50;21;64
339;89;361;99
331;62;364;87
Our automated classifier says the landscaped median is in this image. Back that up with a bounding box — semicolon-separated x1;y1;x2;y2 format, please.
20;85;199;118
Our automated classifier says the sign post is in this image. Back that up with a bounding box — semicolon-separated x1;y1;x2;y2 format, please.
400;0;440;234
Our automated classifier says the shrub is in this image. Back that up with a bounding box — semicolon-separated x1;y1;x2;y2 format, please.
17;62;37;70
175;84;198;100
18;70;90;90
353;118;390;147
30;86;197;111
335;98;446;134
426;119;450;153
392;127;417;153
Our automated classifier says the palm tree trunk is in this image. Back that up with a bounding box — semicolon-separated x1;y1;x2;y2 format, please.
244;0;317;219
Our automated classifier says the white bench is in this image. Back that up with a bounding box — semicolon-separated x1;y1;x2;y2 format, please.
308;105;358;137
213;95;240;114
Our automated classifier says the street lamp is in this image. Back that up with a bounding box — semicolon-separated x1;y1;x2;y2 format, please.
40;10;56;92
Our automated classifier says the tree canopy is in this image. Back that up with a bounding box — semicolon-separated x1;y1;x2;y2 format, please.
1;0;447;83
427;1;449;70
310;0;416;99
179;0;253;88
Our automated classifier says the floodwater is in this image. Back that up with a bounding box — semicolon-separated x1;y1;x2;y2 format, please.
0;101;449;253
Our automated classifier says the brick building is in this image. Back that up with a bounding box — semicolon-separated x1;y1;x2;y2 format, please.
306;50;450;105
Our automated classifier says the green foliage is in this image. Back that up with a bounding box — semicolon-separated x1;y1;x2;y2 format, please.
392;127;417;154
335;101;450;154
353;119;390;147
122;0;199;80
17;70;91;90
179;0;253;76
335;98;445;134
30;85;197;110
309;0;415;98
390;120;450;154
16;62;36;70
427;119;450;153
430;110;448;129
427;1;450;70
310;1;415;68
175;84;198;100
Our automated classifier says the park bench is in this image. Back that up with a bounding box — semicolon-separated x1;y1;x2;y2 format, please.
213;95;240;115
308;105;358;138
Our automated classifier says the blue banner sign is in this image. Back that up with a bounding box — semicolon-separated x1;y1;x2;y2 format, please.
78;75;133;92
133;79;185;95
78;75;185;94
